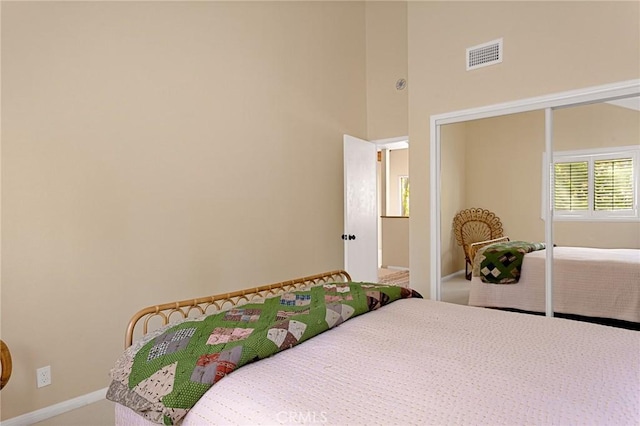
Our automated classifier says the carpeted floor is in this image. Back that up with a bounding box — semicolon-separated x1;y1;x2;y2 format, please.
377;269;470;305
377;269;409;287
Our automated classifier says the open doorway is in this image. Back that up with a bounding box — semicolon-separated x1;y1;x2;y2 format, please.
375;137;409;285
342;135;409;285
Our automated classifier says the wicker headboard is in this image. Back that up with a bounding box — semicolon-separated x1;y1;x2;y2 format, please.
124;269;352;348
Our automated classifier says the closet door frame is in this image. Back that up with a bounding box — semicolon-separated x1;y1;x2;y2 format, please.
429;79;640;315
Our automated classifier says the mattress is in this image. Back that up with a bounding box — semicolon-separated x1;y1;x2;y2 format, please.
116;298;640;425
469;247;640;323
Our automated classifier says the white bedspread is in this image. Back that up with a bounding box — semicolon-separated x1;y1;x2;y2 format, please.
468;247;640;323
116;298;640;425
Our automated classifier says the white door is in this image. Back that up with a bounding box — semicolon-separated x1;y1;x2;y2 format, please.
343;134;378;282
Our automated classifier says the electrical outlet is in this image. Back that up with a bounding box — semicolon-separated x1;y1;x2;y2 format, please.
36;366;52;388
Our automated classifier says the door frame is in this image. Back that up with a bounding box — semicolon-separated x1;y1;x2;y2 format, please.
374;136;409;150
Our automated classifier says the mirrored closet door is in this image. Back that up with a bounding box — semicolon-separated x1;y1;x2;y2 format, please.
431;80;640;322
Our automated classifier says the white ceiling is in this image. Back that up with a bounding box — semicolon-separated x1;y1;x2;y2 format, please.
606;96;640;111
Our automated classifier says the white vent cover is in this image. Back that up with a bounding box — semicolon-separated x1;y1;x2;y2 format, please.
466;38;503;71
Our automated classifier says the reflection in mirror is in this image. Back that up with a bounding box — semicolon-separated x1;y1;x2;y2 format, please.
549;96;639;329
439;95;639;329
439;111;545;305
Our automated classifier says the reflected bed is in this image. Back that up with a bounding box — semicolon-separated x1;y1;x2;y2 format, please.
468;246;640;327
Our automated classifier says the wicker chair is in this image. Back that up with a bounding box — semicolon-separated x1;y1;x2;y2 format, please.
453;208;509;280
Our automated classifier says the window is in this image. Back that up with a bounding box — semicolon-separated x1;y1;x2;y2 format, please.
594;158;634;211
554;161;588;210
400;176;410;216
544;146;639;220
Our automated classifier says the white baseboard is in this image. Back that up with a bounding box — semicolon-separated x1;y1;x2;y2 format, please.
383;265;409;271
0;387;108;426
441;269;465;282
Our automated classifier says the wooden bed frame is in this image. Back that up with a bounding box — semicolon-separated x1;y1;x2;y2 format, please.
125;270;352;348
0;339;12;390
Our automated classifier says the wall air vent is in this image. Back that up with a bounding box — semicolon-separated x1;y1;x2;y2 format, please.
466;38;503;71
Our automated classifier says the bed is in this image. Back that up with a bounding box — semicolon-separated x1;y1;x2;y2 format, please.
108;269;640;425
468;246;640;326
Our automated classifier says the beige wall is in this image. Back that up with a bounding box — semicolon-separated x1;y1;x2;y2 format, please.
365;1;408;140
381;216;409;268
554;102;640;151
1;1;367;419
366;1;409;272
409;1;640;292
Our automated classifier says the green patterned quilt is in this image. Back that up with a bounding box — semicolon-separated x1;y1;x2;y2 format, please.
107;282;421;425
474;241;545;284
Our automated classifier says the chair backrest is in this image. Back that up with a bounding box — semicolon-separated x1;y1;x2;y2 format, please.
453;208;504;253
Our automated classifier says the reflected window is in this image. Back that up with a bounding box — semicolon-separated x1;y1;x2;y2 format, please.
548;145;638;220
554;161;588;210
594;158;634;211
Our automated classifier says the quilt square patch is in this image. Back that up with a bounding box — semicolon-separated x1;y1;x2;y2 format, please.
276;308;310;321
191;346;243;384
498;253;517;267
207;327;254;345
324;283;353;302
147;327;197;361
323;283;351;293
366;291;390;311
325;294;353;302
223;308;262;322
481;264;501;278
280;293;311;306
325;303;355;328
267;320;307;350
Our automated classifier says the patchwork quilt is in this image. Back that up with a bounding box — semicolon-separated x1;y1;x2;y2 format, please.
107;282;421;425
473;241;546;284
